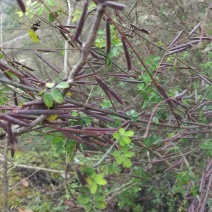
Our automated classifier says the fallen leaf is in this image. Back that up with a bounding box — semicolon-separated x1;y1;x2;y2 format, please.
64;200;75;207
21;180;29;187
18;208;33;212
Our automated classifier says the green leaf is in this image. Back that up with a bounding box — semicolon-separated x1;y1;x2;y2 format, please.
119;128;125;136
28;29;39;42
89;182;98;194
0;53;3;59
16;11;24;17
84;202;92;211
43;92;53;108
56;82;70;89
123;158;132;168
116;156;123;165
123;136;131;144
77;194;91;205
95;201;107;210
113;131;120;139
37;5;44;15
113;151;120;157
72;110;78;117
153;116;159;124
94;174;107;185
123;151;134;158
49;11;58;22
125;130;134;137
50;87;63;103
81;167;95;176
93;194;106;202
85;177;92;186
119;139;126;146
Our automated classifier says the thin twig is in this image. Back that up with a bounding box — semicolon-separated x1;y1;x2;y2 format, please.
2;137;9;212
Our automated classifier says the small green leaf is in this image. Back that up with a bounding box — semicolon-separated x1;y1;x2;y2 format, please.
89;182;98;194
49;11;58;22
113;131;120;139
56;82;70;89
123;151;134;158
125;130;134;137
43;92;53;108
16;11;24;17
72;110;78;117
119;139;126;146
123;158;132;168
119;128;125;136
28;29;39;42
85;177;93;185
37;5;44;15
123;136;131;144
77;194;91;205
95;174;107;185
153;116;159;124
95;201;107;210
0;53;3;59
81;167;95;176
84;202;92;211
116;156;123;165
113;150;120;157
50;87;63;103
93;194;106;202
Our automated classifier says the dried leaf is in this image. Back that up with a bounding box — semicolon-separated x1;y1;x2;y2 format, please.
121;37;131;70
165;47;188;56
16;109;66;115
169;40;199;51
72;0;89;41
189;22;201;36
16;0;26;13
64;200;75;207
14;92;18;106
62;131;98;150
18;209;33;212
104;1;126;10
21;180;29;187
34;51;60;73
95;76;123;104
76;167;87;186
82;109;114;122
105;18;111;54
168;30;184;48
2;115;29;127
131;24;149;34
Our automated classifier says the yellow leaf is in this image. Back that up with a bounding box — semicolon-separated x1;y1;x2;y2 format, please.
28;29;39;42
66;91;72;97
46;114;58;122
85;177;92;185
